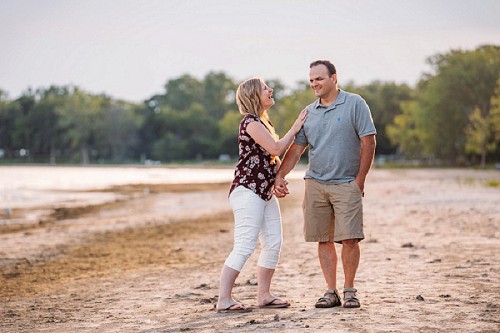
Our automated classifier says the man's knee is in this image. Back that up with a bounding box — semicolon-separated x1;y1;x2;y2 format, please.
341;239;359;247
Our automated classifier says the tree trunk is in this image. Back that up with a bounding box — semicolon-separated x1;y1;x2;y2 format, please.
81;144;90;165
50;139;56;165
480;148;486;169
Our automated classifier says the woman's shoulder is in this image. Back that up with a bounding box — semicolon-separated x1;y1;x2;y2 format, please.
242;113;260;121
241;114;261;126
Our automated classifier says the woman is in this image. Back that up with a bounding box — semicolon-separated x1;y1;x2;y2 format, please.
216;77;307;313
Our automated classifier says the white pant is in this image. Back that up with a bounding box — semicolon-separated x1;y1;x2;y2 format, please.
224;186;283;271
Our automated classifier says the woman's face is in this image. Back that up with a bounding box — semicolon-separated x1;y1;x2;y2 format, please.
259;81;274;111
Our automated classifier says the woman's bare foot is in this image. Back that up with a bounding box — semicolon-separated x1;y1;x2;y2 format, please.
216;300;252;313
257;293;290;308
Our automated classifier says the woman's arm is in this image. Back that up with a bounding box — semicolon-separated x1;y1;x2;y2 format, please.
246;109;307;156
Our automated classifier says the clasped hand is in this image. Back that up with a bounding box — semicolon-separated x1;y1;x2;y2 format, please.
273;177;289;198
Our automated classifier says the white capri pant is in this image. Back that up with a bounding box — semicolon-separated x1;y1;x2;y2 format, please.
224;186;283;272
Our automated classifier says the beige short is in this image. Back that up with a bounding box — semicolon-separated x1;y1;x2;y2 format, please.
302;178;364;243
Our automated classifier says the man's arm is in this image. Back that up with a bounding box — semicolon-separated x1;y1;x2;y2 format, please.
274;144;307;197
355;134;376;193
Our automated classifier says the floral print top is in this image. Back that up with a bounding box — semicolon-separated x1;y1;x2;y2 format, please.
229;114;278;201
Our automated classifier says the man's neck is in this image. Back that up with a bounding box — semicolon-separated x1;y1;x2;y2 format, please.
320;88;340;107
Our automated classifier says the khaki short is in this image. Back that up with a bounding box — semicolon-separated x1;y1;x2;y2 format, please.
302;178;364;243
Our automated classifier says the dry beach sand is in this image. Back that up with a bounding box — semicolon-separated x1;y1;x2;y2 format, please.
1;167;499;332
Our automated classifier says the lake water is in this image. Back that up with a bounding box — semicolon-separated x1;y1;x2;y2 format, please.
0;165;306;210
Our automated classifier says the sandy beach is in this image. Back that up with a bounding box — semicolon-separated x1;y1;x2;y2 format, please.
1;167;499;332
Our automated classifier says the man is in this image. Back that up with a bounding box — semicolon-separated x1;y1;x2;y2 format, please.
274;60;376;308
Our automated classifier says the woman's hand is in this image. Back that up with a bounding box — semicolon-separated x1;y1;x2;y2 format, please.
291;109;308;133
247;109;307;157
274;177;289;198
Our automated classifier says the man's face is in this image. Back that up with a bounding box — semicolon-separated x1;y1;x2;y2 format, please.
309;65;336;99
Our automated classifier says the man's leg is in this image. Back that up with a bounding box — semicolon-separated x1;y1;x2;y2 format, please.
318;241;338;290
341;238;361;307
341;239;360;288
303;180;340;307
315;241;342;308
330;182;364;307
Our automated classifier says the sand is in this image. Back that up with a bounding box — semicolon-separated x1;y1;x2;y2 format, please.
1;168;499;332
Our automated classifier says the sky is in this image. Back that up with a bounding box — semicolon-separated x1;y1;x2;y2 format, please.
1;0;499;103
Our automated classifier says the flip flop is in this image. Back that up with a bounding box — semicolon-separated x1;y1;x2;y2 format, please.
216;303;253;313
258;298;290;309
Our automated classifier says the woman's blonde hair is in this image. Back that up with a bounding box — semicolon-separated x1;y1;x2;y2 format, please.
236;77;262;117
236;77;278;140
236;77;279;164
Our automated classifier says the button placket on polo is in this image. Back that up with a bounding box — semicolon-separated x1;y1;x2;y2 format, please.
321;104;336;134
322;109;329;132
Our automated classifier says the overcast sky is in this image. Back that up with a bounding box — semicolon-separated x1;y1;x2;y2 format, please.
1;0;499;102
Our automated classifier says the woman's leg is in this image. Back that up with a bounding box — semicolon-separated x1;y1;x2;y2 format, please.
217;187;264;310
217;265;247;310
256;196;289;307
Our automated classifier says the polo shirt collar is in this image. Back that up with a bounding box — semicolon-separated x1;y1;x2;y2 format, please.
314;89;347;110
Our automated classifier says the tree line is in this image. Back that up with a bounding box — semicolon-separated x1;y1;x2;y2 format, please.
1;45;499;167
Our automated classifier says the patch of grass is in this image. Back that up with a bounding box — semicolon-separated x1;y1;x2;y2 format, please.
457;177;475;186
485;179;500;187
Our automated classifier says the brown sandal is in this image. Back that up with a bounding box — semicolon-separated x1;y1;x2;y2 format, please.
315;289;342;308
343;288;361;308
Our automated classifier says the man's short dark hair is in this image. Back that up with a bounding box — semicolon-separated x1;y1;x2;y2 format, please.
310;60;336;76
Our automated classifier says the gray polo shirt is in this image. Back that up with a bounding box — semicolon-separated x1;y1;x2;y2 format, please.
294;89;377;184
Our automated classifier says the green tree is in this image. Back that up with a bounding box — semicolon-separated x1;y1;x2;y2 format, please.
388;45;500;165
345;81;413;155
29;86;70;163
151;103;219;161
11;91;36;156
202;71;237;120
218;109;241;157
387;99;429;158
163;74;203;111
267;79;287;102
135;96;168;162
0;91;17;159
57;88;104;164
145;73;239;161
492;83;500;144
465;78;500;167
272;82;313;137
94;98;142;163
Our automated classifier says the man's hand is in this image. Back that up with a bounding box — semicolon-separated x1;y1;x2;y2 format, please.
355;177;365;194
274;177;289;198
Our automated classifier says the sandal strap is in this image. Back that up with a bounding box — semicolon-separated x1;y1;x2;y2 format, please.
317;297;335;305
343;288;360;303
343;288;358;293
323;290;341;303
325;289;340;296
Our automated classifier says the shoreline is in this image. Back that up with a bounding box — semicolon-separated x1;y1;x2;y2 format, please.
0;182;231;234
